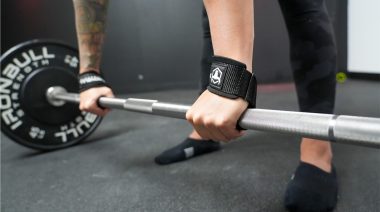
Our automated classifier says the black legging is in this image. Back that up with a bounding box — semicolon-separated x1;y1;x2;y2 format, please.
200;0;337;114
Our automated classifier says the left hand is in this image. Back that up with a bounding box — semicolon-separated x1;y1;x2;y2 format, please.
186;90;248;142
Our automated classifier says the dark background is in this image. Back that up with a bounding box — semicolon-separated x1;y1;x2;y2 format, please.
1;0;345;93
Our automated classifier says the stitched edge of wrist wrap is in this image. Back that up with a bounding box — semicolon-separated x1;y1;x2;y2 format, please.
207;56;257;108
78;70;109;92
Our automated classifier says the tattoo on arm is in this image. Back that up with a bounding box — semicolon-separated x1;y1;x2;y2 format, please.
73;0;109;73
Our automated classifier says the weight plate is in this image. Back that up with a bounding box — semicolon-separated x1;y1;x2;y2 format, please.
1;39;102;150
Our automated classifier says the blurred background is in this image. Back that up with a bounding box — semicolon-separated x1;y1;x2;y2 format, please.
1;0;379;93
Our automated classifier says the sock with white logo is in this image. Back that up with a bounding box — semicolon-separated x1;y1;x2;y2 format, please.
154;138;221;165
284;162;338;212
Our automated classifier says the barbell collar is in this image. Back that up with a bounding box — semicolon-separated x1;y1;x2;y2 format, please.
46;86;380;148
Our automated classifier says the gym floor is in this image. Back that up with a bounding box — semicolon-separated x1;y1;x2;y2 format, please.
2;79;380;212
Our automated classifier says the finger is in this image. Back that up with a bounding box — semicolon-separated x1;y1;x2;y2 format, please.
102;93;114;110
196;115;219;140
193;123;212;140
81;98;107;116
85;104;107;116
95;95;107;110
90;99;109;116
92;106;108;116
202;116;229;142
222;125;244;140
210;118;236;141
217;127;234;142
103;88;114;97
105;93;114;98
206;123;229;142
187;112;210;139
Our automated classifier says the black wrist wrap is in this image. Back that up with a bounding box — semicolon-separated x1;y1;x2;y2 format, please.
78;71;109;92
207;56;257;108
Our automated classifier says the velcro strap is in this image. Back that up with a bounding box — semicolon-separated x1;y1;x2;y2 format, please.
78;71;109;92
245;75;257;108
207;56;257;108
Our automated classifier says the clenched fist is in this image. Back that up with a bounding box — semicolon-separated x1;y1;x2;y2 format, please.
186;90;248;142
79;86;114;116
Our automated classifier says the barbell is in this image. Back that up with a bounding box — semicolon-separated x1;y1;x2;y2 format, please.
1;40;380;151
47;85;380;148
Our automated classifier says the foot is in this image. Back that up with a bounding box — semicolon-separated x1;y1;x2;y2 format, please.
154;137;221;165
284;138;338;212
284;162;338;212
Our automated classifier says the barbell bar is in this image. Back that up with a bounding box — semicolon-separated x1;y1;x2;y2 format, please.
47;86;380;149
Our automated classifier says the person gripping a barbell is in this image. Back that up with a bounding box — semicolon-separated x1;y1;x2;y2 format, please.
73;0;338;211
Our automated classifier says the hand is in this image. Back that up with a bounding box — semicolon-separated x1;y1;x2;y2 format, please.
186;90;248;142
79;86;114;116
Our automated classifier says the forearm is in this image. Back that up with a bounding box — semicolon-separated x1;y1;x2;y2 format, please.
73;0;109;73
203;0;254;72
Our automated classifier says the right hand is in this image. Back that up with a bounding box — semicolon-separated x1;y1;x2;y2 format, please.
79;86;114;116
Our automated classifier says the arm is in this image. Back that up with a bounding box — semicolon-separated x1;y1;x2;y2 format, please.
204;0;254;72
73;0;109;73
73;0;114;116
186;0;254;141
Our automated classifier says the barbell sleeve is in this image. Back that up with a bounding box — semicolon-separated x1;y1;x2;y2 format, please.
46;86;380;148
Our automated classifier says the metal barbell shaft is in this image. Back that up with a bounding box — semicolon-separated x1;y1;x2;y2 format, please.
46;86;380;148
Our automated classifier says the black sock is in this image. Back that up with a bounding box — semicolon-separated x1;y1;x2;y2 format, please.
284;162;338;212
154;138;221;165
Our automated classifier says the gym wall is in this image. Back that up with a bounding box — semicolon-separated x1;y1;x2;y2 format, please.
1;0;341;93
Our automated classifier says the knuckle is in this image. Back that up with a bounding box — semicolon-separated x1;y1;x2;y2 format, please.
215;117;228;127
192;114;203;125
220;133;231;141
200;133;210;140
84;102;92;110
185;111;193;121
203;117;213;127
220;117;235;127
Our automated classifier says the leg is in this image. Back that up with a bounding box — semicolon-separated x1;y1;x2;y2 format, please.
280;0;336;172
278;0;338;211
154;7;220;165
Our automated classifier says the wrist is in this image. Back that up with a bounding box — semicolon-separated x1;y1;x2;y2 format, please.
207;56;257;108
79;67;100;74
213;41;253;72
213;52;253;73
78;70;109;92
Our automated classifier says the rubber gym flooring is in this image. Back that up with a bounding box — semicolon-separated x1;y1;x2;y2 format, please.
2;79;380;212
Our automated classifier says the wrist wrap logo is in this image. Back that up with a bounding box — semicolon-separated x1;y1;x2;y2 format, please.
210;67;223;86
